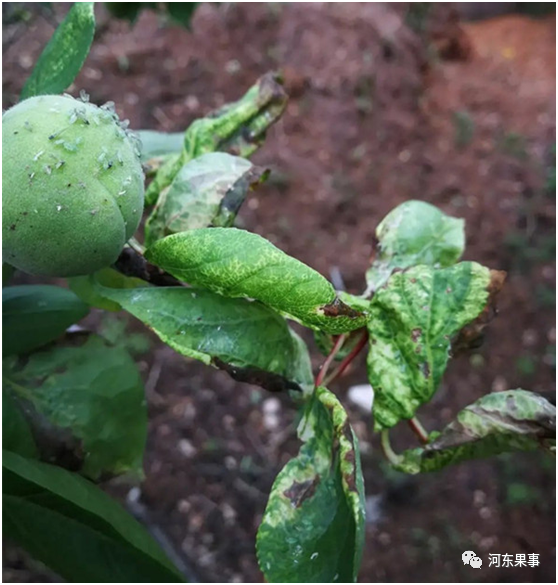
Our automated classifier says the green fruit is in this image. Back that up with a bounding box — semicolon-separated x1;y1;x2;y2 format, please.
3;94;145;277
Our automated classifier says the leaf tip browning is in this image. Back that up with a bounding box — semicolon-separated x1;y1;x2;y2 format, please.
319;297;364;319
451;268;507;356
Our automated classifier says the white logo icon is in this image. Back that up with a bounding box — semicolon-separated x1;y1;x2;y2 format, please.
462;551;482;568
462;551;476;565
470;556;483;569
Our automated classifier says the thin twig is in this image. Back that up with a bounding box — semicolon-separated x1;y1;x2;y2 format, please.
145;349;168;406
380;430;401;467
408;416;429;445
244;426;270;463
315;334;346;387
233;477;267;501
323;329;369;386
329;266;346;291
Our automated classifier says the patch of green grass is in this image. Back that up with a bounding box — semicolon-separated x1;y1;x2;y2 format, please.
469;353;485;369
516;354;537;377
405;3;431;35
201;438;220;453
497;131;529;160
505;482;541;506
453;111;475;149
536;285;556;309
538;451;556;474
354;74;375;116
546;143;556;197
504;231;556;274
497;452;555;512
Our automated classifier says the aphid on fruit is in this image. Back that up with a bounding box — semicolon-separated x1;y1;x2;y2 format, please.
3;94;145;276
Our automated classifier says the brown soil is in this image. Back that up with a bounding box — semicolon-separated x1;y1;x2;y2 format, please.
3;3;556;583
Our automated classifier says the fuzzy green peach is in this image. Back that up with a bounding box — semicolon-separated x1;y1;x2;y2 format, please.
3;94;145;276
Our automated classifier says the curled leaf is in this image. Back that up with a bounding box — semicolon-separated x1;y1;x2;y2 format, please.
365;200;465;294
394;390;556;474
146;72;287;204
144;153;268;246
146;228;366;334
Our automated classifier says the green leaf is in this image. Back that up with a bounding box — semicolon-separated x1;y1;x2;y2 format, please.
88;277;313;394
365;200;465;294
3;285;89;356
136;130;184;162
21;2;96;99
367;262;497;430
2;451;185;582
394;390;556;474
3;333;147;480
69;267;147;312
257;386;365;583
3;390;38;458
146;228;366;334
144;153;268;246
145;72;287;204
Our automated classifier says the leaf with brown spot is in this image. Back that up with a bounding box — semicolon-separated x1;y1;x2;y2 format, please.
320;297;363;319
257;387;365;583
145;153;269;246
411;328;422;343
367;262;498;430
283;476;321;508
394;390;556;474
